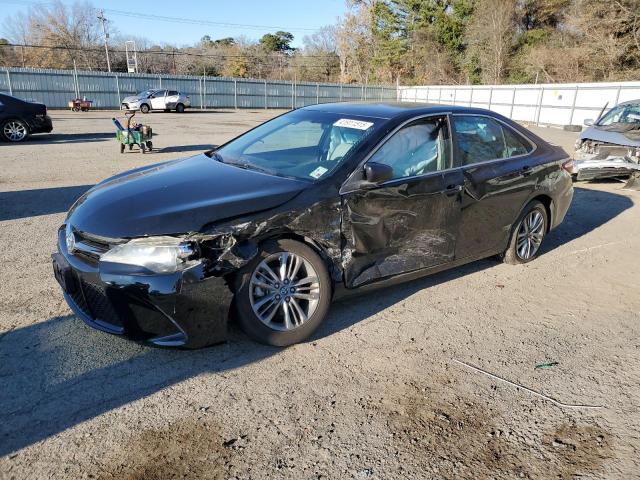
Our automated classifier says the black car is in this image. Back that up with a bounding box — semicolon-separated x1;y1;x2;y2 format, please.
52;103;574;348
0;93;53;142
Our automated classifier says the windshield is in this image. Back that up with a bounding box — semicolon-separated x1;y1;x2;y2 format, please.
137;90;156;99
214;110;383;181
597;103;640;126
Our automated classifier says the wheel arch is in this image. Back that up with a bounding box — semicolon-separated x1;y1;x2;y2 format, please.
226;230;338;297
2;116;31;131
529;194;554;232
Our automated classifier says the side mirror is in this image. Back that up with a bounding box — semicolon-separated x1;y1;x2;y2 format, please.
583;119;594;126
364;162;394;184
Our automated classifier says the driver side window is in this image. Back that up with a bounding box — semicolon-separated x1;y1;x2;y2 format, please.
368;117;450;180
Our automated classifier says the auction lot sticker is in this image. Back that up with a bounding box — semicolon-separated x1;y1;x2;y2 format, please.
333;118;374;130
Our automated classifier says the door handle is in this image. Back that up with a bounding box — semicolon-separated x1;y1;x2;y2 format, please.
521;165;533;176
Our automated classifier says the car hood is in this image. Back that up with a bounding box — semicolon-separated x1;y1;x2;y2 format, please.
66;154;307;238
580;125;640;147
122;95;143;103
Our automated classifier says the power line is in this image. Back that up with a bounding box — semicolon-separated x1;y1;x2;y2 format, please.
0;42;339;61
0;42;342;70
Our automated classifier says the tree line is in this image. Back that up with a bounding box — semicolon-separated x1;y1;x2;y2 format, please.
1;0;639;86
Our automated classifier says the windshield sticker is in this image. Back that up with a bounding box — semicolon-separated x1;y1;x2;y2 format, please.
333;118;374;130
309;166;328;179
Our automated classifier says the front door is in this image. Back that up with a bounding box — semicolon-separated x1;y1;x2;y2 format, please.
341;115;464;288
150;90;167;110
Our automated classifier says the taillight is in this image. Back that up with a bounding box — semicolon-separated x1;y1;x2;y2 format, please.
561;159;574;173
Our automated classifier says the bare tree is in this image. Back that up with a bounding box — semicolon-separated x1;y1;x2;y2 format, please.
466;0;516;84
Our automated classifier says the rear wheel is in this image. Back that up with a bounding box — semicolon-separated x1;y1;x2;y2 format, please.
503;200;548;265
234;239;331;346
176;103;185;113
146;141;153;151
140;104;150;114
120;143;125;154
1;119;29;142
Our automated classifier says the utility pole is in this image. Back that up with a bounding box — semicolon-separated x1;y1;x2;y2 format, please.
97;9;111;72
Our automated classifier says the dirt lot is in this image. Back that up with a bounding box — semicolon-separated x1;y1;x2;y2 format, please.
1;109;639;479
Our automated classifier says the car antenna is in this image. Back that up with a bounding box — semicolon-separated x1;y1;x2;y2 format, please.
595;102;609;124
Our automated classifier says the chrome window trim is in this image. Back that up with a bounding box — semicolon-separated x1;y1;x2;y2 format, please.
449;113;538;168
340;111;454;194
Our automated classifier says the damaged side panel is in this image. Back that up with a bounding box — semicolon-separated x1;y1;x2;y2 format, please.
192;190;345;284
340;172;461;289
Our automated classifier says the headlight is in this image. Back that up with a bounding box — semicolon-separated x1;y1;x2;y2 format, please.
574;139;583;151
100;236;196;274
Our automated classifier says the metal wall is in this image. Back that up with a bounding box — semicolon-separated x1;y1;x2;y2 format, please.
399;81;640;127
0;67;396;109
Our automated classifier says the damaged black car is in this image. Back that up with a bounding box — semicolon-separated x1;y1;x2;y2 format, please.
52;103;574;348
573;100;640;182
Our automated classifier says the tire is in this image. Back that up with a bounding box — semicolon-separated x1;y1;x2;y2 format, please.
503;200;548;265
120;143;125;154
140;104;150;114
1;119;29;142
121;103;128;110
146;141;153;151
176;103;185;113
234;239;331;346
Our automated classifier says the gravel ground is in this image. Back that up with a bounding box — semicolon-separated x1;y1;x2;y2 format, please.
1;109;639;479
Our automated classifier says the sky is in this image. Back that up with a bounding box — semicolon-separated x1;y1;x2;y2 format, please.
0;0;347;48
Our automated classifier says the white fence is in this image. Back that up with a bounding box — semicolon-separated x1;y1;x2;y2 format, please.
399;81;640;127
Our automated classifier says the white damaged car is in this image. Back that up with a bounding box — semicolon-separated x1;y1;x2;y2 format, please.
121;89;191;113
573;100;640;181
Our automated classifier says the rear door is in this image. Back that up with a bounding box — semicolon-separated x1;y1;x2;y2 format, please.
166;90;180;108
341;115;464;288
450;114;537;259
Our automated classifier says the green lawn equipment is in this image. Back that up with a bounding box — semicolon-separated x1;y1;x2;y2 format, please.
113;110;153;154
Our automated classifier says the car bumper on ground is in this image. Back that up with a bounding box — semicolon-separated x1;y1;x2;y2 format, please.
572;152;640;181
52;228;233;348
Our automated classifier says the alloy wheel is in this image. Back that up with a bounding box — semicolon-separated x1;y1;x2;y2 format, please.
3;121;27;142
249;252;320;331
516;209;545;260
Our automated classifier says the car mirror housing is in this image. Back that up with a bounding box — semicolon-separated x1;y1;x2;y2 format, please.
364;162;394;184
584;118;594;126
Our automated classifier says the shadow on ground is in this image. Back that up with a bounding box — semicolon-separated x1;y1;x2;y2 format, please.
5;132;115;144
0;185;93;221
0;185;633;456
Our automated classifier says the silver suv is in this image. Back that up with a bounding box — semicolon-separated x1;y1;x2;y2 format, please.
121;89;191;113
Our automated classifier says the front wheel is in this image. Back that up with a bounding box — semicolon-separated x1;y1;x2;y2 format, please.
503;200;548;265
175;103;185;113
140;104;150;114
234;239;331;346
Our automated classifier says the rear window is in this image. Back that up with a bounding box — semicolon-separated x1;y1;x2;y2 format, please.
452;115;533;165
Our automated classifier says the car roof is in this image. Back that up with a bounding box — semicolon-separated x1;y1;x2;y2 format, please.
617;99;640;106
302;101;496;120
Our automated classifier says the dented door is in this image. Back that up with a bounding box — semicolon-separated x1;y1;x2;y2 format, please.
341;168;464;288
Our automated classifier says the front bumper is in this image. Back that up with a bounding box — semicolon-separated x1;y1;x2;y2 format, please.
52;228;233;348
572;153;640;181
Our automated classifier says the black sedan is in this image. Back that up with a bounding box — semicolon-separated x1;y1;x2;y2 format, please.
52;103;574;348
0;93;53;142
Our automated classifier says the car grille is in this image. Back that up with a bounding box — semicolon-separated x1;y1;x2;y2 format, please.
72;230;115;265
70;277;124;329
